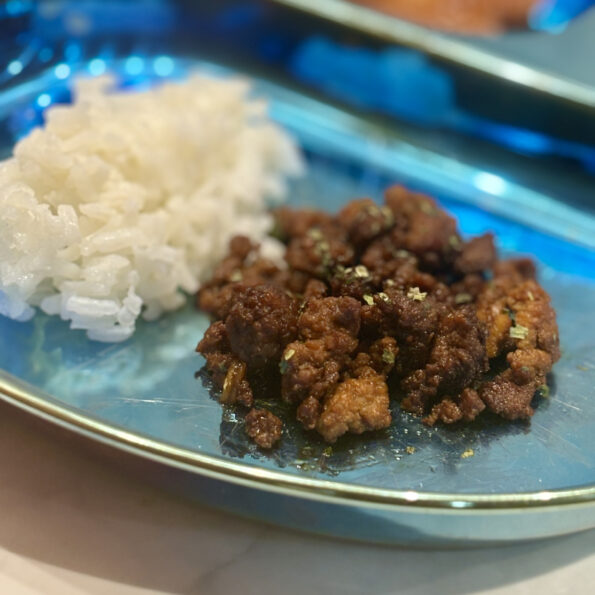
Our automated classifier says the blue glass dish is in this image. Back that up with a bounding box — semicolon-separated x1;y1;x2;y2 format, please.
0;57;594;546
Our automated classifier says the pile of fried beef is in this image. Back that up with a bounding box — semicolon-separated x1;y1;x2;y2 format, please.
197;186;559;448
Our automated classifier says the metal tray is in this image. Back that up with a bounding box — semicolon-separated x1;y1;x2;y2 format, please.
1;53;594;546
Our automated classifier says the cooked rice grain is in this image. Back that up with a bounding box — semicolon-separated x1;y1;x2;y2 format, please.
0;75;302;341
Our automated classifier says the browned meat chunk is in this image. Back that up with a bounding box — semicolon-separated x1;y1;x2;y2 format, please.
225;284;299;368
298;296;361;348
350;336;399;378
273;206;335;240
361;288;440;376
282;296;361;406
401;305;487;415
316;372;391;443
361;235;417;281
336;198;394;249
220;360;254;408
475;259;559;419
197;236;284;319
450;273;486;304
481;348;553;420
286;227;354;278
245;408;282;449
454;233;497;275
196;321;233;384
328;264;377;301
423;388;486;425
296;395;322;430
196;322;253;407
385;185;460;271
303;278;328;299
281;339;344;404
476;261;559;361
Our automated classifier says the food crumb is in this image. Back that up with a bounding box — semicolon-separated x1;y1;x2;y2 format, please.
509;324;529;339
461;448;475;459
537;385;550;398
406;446;416;454
455;293;472;304
245;408;282;449
407;287;427;302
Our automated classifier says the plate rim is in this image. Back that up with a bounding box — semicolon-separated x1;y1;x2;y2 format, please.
1;371;594;512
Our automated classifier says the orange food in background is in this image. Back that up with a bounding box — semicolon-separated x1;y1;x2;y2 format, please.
354;0;538;34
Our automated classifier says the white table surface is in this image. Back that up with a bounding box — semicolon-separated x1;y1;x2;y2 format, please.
0;400;593;595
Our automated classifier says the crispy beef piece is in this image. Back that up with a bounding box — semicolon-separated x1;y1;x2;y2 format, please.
298;296;361;348
286;227;355;278
212;355;253;407
199;351;234;388
361;236;417;281
480;349;552;420
316;371;391;443
336;198;394;249
200;258;283;319
197;236;284;319
388;261;452;303
506;282;559;362
328;264;378;301
296;395;322;430
423;388;486;426
454;233;497;275
280;269;311;295
196;189;559;445
303;278;328;299
220;360;254;407
474;258;558;419
495;258;536;280
210;235;255;283
450;273;486;304
401;305;488;415
281;339;345;404
273;207;335;241
385;185;460;271
361;288;440;376
245;408;282;448
196;321;232;386
293;335;397;434
225;284;299;368
282;297;362;406
196;322;253;407
350;337;399;378
197;320;229;355
198;284;231;321
476;261;559;360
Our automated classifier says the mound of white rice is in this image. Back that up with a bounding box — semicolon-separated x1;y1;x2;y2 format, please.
0;74;302;341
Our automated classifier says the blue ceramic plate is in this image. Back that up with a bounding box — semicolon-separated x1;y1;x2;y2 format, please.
1;59;594;546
